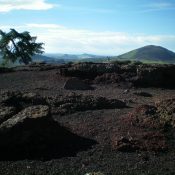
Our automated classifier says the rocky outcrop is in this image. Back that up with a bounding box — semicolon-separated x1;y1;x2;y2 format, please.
94;73;123;84
0;91;98;160
48;93;126;115
111;99;175;152
0;105;50;130
0;91;47;110
60;62;119;79
1;90;126;116
0;104;97;160
59;62;175;88
132;64;175;88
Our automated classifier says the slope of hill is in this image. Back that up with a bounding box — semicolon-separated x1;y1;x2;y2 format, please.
114;45;175;63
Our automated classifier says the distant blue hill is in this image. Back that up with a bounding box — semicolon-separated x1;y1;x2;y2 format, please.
0;53;107;66
44;53;107;62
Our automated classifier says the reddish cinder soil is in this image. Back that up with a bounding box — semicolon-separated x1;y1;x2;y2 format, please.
0;68;175;175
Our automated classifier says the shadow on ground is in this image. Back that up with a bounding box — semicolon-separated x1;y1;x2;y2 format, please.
0;119;97;161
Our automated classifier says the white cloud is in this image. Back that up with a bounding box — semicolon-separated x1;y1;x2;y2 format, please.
148;2;173;9
142;2;175;12
1;23;175;55
0;0;55;12
26;24;64;29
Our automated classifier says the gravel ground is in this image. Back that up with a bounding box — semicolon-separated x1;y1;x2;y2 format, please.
0;69;175;175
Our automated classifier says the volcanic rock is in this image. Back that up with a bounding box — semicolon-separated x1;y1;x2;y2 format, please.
0;91;47;110
0;105;50;131
111;99;175;152
0;106;17;124
64;77;94;90
0;105;96;160
133;65;175;88
48;94;126;115
94;73;123;84
112;137;139;152
60;62;119;79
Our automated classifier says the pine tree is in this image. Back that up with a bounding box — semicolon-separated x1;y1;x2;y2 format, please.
0;29;44;65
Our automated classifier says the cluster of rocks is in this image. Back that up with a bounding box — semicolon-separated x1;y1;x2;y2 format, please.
0;91;102;160
94;73;123;84
0;90;126;118
2;61;175;88
47;93;126;115
0;90;126;160
60;62;119;79
60;62;175;88
0;91;47;122
111;98;175;152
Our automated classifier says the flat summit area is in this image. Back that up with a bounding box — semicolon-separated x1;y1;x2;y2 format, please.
0;62;175;175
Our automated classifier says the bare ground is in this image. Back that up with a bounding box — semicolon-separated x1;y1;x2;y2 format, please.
0;69;175;175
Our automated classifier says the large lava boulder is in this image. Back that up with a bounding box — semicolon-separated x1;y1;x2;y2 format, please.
0;105;96;160
60;62;119;79
133;65;175;88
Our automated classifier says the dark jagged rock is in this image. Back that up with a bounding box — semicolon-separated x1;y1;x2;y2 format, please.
1;90;126;117
94;73;123;84
132;64;175;88
0;105;97;160
64;77;94;90
60;62;119;79
0;91;47;110
0;105;50;130
47;94;126;115
59;62;175;88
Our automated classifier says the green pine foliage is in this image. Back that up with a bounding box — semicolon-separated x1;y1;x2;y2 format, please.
0;29;44;65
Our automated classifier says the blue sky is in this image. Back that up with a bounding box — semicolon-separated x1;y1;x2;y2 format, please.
0;0;175;55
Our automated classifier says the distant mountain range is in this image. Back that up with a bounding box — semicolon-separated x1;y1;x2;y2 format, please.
114;45;175;63
43;53;108;63
35;45;175;64
1;45;175;65
0;53;107;65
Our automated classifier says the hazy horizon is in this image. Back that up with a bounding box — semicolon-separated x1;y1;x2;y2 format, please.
0;0;175;55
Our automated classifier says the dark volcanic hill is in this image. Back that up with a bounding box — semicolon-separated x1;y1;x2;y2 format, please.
116;45;175;63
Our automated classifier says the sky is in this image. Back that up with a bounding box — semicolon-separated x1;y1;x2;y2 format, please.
0;0;175;55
